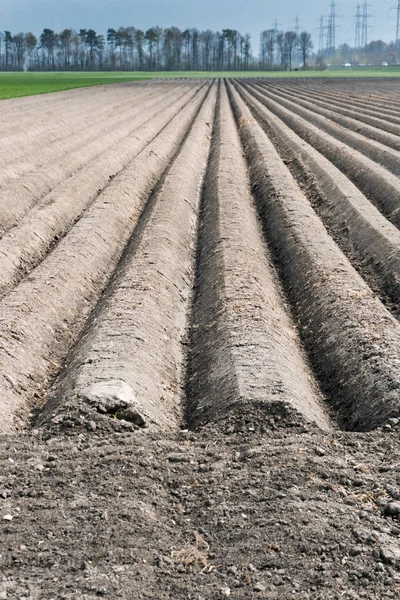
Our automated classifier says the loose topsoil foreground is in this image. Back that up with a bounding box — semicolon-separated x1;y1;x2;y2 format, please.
1;418;400;599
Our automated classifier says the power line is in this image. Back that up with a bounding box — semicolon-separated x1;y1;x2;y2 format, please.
293;16;301;62
326;1;337;52
388;1;400;55
361;1;372;46
319;16;325;53
272;19;282;65
272;19;282;34
355;3;362;48
294;15;300;36
396;0;400;52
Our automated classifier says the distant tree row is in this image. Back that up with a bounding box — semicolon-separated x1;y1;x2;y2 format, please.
321;39;399;66
0;26;318;72
260;30;313;70
1;26;398;72
0;27;253;71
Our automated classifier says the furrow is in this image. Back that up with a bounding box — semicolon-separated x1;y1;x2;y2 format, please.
37;83;217;433
261;81;400;140
0;81;151;134
0;82;210;434
235;82;400;308
246;81;400;176
229;80;400;432
185;82;332;432
280;81;400;116
0;83;171;173
0;83;206;298
261;80;400;122
238;81;400;229
0;87;146;156
0;83;184;188
272;80;400;121
0;82;203;235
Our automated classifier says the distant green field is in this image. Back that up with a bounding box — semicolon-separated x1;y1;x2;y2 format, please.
1;68;400;100
0;72;149;100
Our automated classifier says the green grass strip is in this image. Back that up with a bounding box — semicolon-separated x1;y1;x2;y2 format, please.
1;68;400;100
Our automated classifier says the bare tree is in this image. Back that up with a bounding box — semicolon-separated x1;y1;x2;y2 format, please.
260;30;267;68
135;29;145;70
223;29;239;69
116;27;130;69
4;31;12;70
13;33;26;70
260;29;275;68
25;33;37;70
84;30;103;70
170;27;183;69
145;28;158;70
0;24;257;72
191;28;200;70
284;30;297;70
77;29;88;68
153;26;163;70
276;32;286;69
39;29;57;69
243;33;251;69
299;31;313;70
200;29;213;70
107;28;117;69
182;29;191;69
216;31;225;69
59;29;72;69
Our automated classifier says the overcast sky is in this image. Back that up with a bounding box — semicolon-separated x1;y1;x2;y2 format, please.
1;0;396;52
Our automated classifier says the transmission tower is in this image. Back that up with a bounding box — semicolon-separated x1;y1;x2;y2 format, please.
354;4;361;49
361;1;369;47
318;16;325;53
396;0;400;55
273;19;281;35
326;1;337;53
272;19;282;64
294;16;300;37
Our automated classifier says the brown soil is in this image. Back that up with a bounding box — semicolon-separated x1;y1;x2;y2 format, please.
0;83;163;173
1;78;400;599
239;80;400;229
250;80;400;152
39;83;218;433
234;82;400;311
261;80;400;136
0;83;209;433
186;84;331;431
0;83;205;297
0;82;203;234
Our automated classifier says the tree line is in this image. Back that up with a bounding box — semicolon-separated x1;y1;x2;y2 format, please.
323;39;399;67
260;30;313;70
0;26;315;72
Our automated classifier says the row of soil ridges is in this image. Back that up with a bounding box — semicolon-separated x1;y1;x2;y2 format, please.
1;77;400;436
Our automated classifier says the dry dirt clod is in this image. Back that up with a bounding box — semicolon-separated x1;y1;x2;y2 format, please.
385;502;400;517
380;545;400;565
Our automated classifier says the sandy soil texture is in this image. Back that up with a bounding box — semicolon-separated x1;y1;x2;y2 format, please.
1;78;400;599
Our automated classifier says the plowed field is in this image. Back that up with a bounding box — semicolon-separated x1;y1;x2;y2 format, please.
1;79;400;599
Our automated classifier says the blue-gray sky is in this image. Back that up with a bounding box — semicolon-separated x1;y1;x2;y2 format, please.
0;0;396;52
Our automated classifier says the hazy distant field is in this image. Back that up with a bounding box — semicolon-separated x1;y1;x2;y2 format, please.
1;67;400;99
